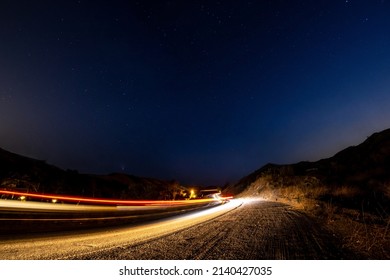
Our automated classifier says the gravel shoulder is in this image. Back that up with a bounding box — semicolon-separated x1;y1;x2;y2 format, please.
75;199;359;259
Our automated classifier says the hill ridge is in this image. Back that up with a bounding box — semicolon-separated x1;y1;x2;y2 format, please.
0;147;187;200
225;128;390;209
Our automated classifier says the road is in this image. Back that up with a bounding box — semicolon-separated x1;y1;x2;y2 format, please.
0;193;226;234
0;199;357;259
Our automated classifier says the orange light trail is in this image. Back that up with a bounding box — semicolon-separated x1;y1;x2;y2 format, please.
0;190;231;206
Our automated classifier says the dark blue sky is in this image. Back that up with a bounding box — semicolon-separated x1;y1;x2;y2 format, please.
1;0;390;186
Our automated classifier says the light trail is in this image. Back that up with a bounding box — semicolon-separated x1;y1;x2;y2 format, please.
0;199;242;260
0;189;232;207
0;189;233;234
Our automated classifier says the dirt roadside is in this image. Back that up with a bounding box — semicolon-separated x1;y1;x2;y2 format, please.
75;199;361;259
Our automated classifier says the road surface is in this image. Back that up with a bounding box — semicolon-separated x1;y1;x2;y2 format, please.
0;194;226;234
0;199;357;259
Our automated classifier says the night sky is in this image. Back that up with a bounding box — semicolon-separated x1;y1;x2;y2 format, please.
1;1;390;186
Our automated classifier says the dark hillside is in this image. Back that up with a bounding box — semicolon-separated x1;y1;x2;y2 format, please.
226;128;390;211
0;148;184;200
224;128;390;258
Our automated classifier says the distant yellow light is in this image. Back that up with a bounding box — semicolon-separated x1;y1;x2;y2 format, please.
189;189;196;199
19;196;26;201
52;199;57;203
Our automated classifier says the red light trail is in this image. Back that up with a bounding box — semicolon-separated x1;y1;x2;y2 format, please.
0;190;232;206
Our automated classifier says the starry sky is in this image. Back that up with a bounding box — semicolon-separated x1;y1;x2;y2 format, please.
1;0;390;186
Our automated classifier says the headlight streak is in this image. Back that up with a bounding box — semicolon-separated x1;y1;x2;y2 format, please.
0;190;231;206
0;190;236;235
0;190;233;216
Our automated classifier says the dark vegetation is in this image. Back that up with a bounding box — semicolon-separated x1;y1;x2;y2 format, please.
2;128;389;258
225;128;390;258
0;148;187;200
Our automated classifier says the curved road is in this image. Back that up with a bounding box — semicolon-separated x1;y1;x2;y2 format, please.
0;199;357;259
